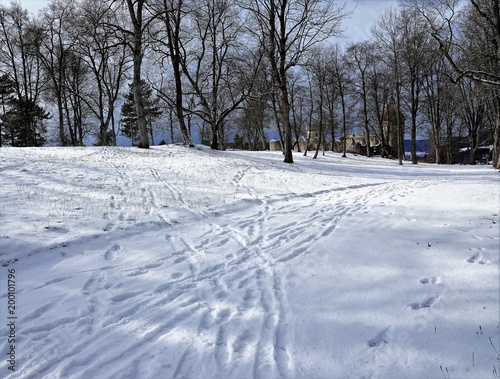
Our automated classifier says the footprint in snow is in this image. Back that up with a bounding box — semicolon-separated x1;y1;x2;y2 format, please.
81;272;108;295
104;244;121;261
409;296;438;310
368;327;390;347
102;222;115;232
419;277;441;285
215;326;230;365
466;252;489;265
233;329;255;355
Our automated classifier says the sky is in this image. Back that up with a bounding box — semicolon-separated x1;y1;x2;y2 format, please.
0;0;45;13
345;0;399;42
0;0;399;44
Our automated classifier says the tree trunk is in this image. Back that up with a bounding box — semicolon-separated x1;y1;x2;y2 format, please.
126;0;149;149
411;115;417;164
313;109;323;160
434;125;441;164
360;74;371;157
164;2;194;147
396;88;403;165
362;99;371;157
493;97;500;169
173;67;193;146
280;76;293;163
57;92;67;146
469;129;478;165
271;91;284;151
446;120;454;164
133;52;149;149
341;95;347;158
211;124;219;150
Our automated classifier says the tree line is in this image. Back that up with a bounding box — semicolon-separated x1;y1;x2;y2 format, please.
0;0;498;167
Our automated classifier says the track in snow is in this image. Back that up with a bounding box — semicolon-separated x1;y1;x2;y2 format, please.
0;146;496;379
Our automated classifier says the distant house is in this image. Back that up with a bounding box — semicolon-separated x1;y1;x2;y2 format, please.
301;125;327;151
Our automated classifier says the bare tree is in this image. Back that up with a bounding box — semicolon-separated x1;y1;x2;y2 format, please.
247;0;348;163
423;51;446;163
404;0;500;167
366;46;391;158
399;9;432;164
76;0;129;146
442;81;460;164
105;0;156;149
62;50;91;145
288;69;311;153
324;55;340;152
151;0;194;146
32;0;79;145
372;7;406;165
459;79;487;164
180;0;260;150
347;41;374;157
329;45;352;158
237;62;272;151
305;47;332;159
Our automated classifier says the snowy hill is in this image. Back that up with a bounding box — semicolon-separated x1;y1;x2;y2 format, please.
0;145;498;379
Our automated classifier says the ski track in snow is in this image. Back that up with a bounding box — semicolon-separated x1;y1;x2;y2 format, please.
0;146;498;379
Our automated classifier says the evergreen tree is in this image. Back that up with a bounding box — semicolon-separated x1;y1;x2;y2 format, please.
4;98;49;147
0;74;49;147
120;80;162;145
0;74;15;147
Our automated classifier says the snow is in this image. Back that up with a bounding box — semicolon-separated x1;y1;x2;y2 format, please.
0;145;498;379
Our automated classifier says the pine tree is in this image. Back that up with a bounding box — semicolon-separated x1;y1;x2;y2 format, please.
120;80;162;145
0;74;49;147
4;98;49;147
0;74;15;147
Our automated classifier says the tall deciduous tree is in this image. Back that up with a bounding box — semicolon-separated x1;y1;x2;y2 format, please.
307;47;332;159
182;0;260;150
77;0;129;146
247;0;348;163
372;7;406;165
152;0;194;146
288;70;312;153
347;41;374;157
459;79;487;164
405;0;500;167
34;0;79;145
237;63;272;151
365;46;391;158
329;45;352;158
399;9;432;164
107;0;155;149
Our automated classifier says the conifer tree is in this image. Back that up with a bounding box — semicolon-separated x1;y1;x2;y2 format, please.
120;80;162;145
0;74;15;147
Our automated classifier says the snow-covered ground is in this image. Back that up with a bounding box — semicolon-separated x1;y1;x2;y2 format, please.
0;145;498;379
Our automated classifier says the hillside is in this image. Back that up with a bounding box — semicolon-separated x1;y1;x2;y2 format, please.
0;146;498;379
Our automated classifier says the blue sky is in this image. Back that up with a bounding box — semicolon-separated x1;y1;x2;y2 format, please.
344;0;399;42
